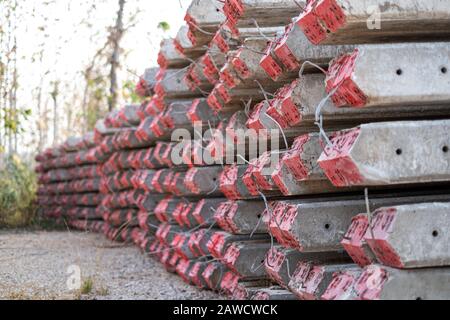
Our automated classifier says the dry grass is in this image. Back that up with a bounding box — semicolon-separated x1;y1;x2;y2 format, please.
80;278;94;295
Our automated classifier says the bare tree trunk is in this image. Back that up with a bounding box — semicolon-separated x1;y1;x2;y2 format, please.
36;83;44;152
51;81;59;146
43;97;49;148
12;34;18;154
108;0;126;112
81;69;91;134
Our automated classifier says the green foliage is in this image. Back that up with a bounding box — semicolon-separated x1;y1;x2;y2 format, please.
85;73;109;130
157;21;170;32
122;79;140;104
0;155;37;227
2;108;31;135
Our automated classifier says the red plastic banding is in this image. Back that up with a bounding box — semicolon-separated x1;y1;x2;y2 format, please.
273;23;299;71
318;127;363;187
231;50;251;79
173;39;184;55
207;92;223;112
220;271;240;296
314;0;347;33
341;214;375;267
322;271;361;300
353;265;389;300
192;199;206;225
223;242;241;272
296;1;328;45
212;32;230;53
365;208;403;268
260;42;283;81
219;165;241;200
184;168;199;194
216;83;231;104
264;247;287;287
157;52;168;69
246;102;266;131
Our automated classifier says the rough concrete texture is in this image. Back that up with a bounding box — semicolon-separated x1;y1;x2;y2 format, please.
319;120;450;187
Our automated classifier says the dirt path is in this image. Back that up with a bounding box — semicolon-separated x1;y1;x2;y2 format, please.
0;230;220;300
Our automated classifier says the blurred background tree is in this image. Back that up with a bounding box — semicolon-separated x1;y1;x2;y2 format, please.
0;0;190;226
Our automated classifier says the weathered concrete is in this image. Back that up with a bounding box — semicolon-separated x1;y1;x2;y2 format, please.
297;0;450;45
206;230;269;259
183;166;223;196
214;200;267;234
224;0;303;29
185;0;225;47
365;202;450;269
260;21;354;80
202;261;230;291
318;120;450;187
222;240;271;278
276;74;450;129
321;269;363;300
158;39;190;69
264;246;350;289
186;0;225;28
351;264;450;300
340;214;378;267
174;26;206;60
190;198;226;226
288;263;359;300
267;193;450;253
155;69;201;99
326;43;450;108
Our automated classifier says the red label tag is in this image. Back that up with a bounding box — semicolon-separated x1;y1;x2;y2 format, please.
322;271;360;301
219;165;241;200
260;47;283;81
223;243;241;272
318;127;363;187
296;1;328;45
207;92;223;112
265;247;286;287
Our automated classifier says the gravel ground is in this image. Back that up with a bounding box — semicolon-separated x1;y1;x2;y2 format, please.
0;230;220;300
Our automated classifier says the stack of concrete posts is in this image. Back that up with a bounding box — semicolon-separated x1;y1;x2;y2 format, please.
95;104;157;246
255;0;450;300
35;0;450;300
35;133;110;232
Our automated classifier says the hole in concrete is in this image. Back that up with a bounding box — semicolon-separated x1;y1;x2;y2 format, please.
396;69;403;76
257;214;261;219
442;67;448;74
443;146;449;153
416;297;422;301
396;149;402;155
325;224;331;230
432;230;439;237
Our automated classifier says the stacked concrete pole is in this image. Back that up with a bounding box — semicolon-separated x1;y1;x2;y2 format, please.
36;0;450;300
35;132;111;233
